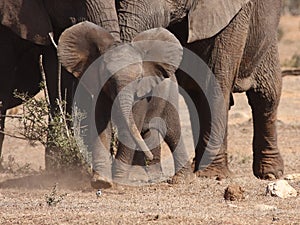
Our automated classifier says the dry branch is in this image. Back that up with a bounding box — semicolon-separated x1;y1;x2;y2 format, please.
282;68;300;77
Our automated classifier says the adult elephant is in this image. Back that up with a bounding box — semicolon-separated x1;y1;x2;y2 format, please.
116;0;284;179
57;22;194;188
0;0;120;169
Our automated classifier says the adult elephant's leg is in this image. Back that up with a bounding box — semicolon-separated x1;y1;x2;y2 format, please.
186;3;252;178
170;19;231;178
90;92;113;188
42;45;77;115
42;45;61;169
246;43;283;180
0;106;6;169
181;87;231;178
0;25;18;168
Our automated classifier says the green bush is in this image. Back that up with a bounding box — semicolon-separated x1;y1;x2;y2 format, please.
15;88;91;172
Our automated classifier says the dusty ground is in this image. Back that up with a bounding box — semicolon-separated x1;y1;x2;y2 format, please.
0;16;300;224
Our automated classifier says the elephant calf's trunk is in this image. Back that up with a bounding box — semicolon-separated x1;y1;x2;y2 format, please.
118;93;153;161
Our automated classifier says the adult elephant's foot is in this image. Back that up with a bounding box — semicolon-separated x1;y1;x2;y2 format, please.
194;163;232;179
253;153;284;180
90;171;113;189
168;162;196;185
193;151;232;179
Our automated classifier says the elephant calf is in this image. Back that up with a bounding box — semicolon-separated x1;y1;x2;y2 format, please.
57;22;194;188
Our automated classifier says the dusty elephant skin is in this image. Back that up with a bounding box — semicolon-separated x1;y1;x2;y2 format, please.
117;0;284;180
58;23;194;188
0;0;120;170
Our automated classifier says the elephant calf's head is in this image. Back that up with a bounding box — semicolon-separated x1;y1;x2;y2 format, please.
57;22;183;160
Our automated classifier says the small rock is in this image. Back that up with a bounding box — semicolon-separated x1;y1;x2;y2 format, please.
229;112;249;120
266;180;297;198
224;184;245;201
96;189;102;197
255;204;277;211
227;203;238;208
284;173;300;181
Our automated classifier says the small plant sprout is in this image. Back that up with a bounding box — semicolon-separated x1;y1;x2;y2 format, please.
45;183;67;206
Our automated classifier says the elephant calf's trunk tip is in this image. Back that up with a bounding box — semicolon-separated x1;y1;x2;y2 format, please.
144;150;153;161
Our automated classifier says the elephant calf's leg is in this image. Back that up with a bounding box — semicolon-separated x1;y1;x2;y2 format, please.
91;124;114;189
246;46;284;180
141;128;164;183
91;94;114;189
164;106;195;184
113;99;149;185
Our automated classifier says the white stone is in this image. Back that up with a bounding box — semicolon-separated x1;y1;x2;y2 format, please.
227;203;238;208
255;204;277;211
284;173;300;181
266;180;297;198
96;189;102;197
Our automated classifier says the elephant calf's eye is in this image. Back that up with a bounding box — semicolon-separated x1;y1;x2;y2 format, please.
134;92;153;102
69;17;77;25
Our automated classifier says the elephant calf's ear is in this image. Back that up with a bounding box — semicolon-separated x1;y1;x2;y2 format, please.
132;28;183;98
57;21;115;78
132;27;183;72
188;0;250;43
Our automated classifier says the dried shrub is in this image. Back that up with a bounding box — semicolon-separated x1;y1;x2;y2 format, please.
15;89;91;172
283;54;300;68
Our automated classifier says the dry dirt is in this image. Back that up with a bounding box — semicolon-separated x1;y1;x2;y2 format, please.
0;16;300;225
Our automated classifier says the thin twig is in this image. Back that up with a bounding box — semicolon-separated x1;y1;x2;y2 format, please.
282;67;300;77
0;130;29;140
58;63;62;103
48;32;63;108
39;55;52;120
22;104;48;127
64;89;68;116
1;115;22;119
56;99;71;139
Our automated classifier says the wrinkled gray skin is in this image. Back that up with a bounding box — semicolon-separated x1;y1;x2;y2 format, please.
117;0;284;179
58;23;192;188
0;0;120;169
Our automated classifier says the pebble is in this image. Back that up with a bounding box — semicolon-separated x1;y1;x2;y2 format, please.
284;173;300;181
266;180;297;198
96;189;102;197
255;204;277;211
